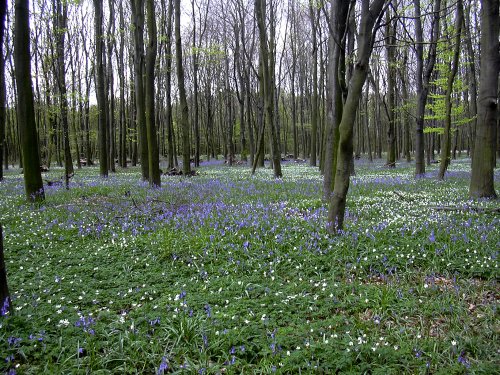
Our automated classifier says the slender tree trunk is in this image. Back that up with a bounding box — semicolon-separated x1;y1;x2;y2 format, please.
438;0;463;180
328;0;385;233
0;0;6;181
165;0;175;170
414;0;441;177
0;225;11;316
175;0;191;175
385;8;396;167
15;0;45;201
107;0;116;173
145;0;160;186
469;0;499;198
94;0;108;177
54;0;73;188
464;8;478;160
255;0;281;178
131;0;149;180
309;1;318;167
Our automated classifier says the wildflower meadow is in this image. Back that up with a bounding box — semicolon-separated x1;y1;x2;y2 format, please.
0;159;498;374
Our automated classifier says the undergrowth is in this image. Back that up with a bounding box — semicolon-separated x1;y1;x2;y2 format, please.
0;158;498;374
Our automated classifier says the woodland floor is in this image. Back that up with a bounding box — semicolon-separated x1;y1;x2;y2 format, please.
0;157;498;374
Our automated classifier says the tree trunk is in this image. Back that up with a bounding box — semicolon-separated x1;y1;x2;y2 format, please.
464;8;478;160
0;225;11;316
94;0;108;177
54;0;73;188
385;8;396;167
414;0;441;177
469;0;499;198
15;0;45;202
255;0;281;178
175;0;191;175
145;0;161;186
328;0;385;233
438;0;463;180
323;1;350;198
131;0;149;180
0;0;5;181
165;0;175;170
309;1;318;167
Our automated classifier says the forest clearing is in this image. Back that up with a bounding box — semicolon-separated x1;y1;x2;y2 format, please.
0;160;498;373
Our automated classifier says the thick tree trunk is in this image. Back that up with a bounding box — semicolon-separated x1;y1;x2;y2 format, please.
469;0;499;198
15;0;45;202
323;0;349;198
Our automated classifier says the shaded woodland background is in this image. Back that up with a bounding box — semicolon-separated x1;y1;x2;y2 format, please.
0;0;498;228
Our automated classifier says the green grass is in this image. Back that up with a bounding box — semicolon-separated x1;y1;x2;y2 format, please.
0;159;498;374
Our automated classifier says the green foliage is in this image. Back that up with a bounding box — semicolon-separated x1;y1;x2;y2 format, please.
0;161;498;373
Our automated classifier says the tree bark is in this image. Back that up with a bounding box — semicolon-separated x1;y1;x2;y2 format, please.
165;0;175;170
323;0;350;198
414;0;441;177
175;0;191;175
309;1;318;167
469;0;499;198
438;0;463;180
0;0;5;181
0;224;11;316
328;0;386;233
14;0;45;202
54;0;73;189
131;0;149;180
94;0;108;177
255;0;281;178
145;0;161;186
385;8;396;167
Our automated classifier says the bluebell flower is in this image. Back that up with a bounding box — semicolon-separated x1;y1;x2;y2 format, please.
158;356;168;374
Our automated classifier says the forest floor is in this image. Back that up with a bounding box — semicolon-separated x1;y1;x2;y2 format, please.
0;158;498;374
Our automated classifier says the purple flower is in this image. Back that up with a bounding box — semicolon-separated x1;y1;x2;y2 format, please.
204;304;211;318
158;356;168;374
428;231;435;243
0;297;10;316
458;352;471;368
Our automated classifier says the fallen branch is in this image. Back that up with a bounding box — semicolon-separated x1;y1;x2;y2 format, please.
429;206;500;214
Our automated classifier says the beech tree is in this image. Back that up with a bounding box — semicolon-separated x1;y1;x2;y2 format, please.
14;0;45;202
175;0;191;175
94;0;108;177
414;0;441;177
253;0;282;178
131;0;149;181
438;0;464;180
145;0;161;186
0;0;5;181
469;0;499;198
327;0;386;233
